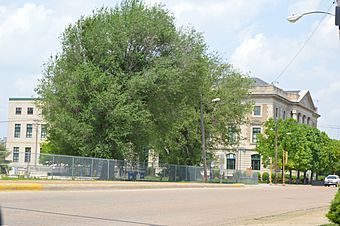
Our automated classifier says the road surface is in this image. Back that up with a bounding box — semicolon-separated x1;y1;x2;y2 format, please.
0;185;337;226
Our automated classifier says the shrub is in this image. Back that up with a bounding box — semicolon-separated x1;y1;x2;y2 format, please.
262;172;269;183
326;188;340;224
318;175;326;181
213;169;221;179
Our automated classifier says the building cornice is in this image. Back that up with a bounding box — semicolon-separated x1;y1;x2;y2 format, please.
250;93;320;117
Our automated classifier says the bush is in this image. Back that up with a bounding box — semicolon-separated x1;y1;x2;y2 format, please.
326;188;340;224
262;172;269;183
212;169;221;179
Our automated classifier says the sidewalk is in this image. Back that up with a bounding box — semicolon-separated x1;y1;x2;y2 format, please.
0;180;245;191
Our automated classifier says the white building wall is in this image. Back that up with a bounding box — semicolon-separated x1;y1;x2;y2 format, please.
5;98;45;167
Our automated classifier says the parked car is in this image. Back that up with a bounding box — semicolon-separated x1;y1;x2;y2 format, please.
324;175;340;187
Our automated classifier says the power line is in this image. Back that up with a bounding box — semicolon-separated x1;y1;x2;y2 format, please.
271;1;335;83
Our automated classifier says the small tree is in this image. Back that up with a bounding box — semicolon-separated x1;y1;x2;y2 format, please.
0;141;10;175
326;188;340;224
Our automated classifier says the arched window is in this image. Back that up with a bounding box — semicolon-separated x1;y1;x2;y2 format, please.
251;154;261;170
307;117;310;125
302;115;306;124
226;153;236;170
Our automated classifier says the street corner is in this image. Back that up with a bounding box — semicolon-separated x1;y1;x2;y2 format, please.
0;183;43;191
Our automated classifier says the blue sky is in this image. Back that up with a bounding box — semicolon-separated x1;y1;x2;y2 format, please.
1;0;340;138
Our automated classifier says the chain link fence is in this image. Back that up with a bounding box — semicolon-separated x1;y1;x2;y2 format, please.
3;152;258;184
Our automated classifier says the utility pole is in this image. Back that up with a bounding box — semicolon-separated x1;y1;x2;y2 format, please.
282;150;285;186
274;119;278;184
34;120;40;170
200;94;208;183
337;0;340;40
269;157;272;185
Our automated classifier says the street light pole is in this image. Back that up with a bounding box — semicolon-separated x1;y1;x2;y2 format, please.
200;94;208;183
287;11;335;23
282;133;291;186
337;0;340;39
34;120;40;170
274;119;278;184
287;9;339;39
282;149;285;186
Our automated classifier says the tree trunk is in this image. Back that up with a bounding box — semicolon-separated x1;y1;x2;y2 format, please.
316;173;318;181
310;171;313;185
289;170;292;184
303;171;307;184
296;170;300;184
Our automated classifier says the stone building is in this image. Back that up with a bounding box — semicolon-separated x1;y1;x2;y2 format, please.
216;78;320;174
5;98;46;167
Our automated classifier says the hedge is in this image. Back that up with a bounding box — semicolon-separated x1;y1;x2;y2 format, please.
326;188;340;224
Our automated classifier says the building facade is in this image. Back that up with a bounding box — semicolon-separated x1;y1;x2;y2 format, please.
6;78;320;175
5;98;46;167
216;78;320;174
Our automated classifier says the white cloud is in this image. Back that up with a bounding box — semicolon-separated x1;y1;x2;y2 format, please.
288;0;322;15
167;0;272;30
229;33;302;81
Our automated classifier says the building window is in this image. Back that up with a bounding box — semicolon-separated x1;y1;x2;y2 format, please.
13;147;19;162
14;124;21;138
302;115;306;124
252;127;261;143
24;147;31;163
27;107;34;115
283;111;286;120
251;154;261;170
26;124;33;138
275;107;279;119
307;117;311;125
41;124;47;139
253;105;261;116
15;107;22;115
226;153;236;170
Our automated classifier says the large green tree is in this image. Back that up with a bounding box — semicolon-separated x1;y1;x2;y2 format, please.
37;0;252;163
257;118;339;181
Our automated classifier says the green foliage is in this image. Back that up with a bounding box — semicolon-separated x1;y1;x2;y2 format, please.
256;118;338;176
262;172;269;183
0;141;10;175
36;0;252;164
0;141;10;164
327;188;340;224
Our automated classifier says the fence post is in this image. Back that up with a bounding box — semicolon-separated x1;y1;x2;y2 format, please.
107;159;110;180
52;156;55;179
186;166;188;181
194;166;197;182
71;156;74;178
174;165;177;182
91;158;94;178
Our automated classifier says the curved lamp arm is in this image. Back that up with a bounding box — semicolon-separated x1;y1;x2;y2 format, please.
287;11;335;23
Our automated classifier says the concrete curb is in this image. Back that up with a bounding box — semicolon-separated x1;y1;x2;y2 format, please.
0;183;43;191
0;181;245;191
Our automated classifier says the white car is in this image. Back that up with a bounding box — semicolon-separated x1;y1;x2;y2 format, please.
324;175;340;187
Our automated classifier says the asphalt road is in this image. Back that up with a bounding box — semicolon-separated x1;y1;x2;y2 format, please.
0;185;337;226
